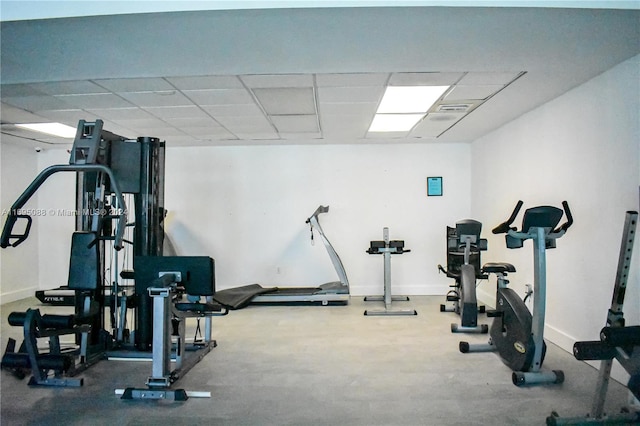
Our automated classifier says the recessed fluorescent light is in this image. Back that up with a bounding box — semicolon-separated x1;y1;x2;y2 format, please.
377;86;450;113
16;122;76;138
368;85;450;132
368;114;424;132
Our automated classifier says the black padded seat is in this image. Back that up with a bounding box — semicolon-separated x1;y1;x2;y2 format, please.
482;262;516;273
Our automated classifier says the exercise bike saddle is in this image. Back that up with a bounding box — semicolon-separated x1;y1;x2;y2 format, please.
482;262;516;274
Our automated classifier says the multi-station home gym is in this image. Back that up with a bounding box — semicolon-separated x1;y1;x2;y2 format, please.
0;3;639;425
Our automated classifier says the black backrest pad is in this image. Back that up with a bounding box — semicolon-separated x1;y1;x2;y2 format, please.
135;256;215;296
68;232;99;290
521;206;563;232
456;219;482;242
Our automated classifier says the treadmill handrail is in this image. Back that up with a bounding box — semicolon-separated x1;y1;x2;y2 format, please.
0;164;127;250
307;205;350;288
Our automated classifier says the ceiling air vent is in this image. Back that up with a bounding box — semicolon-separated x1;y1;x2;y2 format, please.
436;103;472;112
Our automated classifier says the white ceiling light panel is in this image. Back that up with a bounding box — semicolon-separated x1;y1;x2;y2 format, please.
368;85;449;132
388;72;464;86
16;122;77;138
368;113;424;132
376;86;450;114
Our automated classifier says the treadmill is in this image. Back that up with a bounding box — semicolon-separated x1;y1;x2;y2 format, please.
250;205;350;305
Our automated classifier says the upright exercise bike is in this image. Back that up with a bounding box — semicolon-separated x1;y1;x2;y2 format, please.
460;200;573;386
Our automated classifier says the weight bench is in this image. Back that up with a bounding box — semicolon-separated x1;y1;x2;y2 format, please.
1;231;102;387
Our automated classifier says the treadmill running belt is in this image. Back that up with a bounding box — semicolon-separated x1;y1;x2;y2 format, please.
267;287;322;296
212;284;276;310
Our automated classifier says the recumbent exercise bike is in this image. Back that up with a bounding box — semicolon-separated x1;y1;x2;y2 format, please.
438;219;489;333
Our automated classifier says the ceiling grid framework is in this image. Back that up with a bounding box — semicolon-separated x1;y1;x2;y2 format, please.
0;71;523;147
1;7;637;148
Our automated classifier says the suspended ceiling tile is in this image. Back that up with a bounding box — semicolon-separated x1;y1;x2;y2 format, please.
98;121;136;138
233;131;279;140
85;107;156;120
279;132;322;140
164;135;201;146
1;84;48;97
134;126;187;139
29;80;108;95
240;74;313;88
253;87;316;115
35;136;75;145
444;85;504;101
199;129;239;140
317;86;383;103
94;77;175;93
162;116;220;128
109;117;174;130
214;114;274;132
182;125;234;137
389;72;464;86
271;115;319;133
320;115;369;138
410;112;466;137
0;103;50;123
2;95;75;111
166;75;243;90
201;103;265;117
36;109;94;125
54;93;134;109
183;89;254;106
118;91;193;107
458;72;524;85
143;105;209;119
319;102;377;116
315;73;388;87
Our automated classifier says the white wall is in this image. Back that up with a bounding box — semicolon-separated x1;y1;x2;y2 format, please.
471;55;640;370
0;142;470;298
34;149;76;291
0;142;40;303
164;143;470;296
